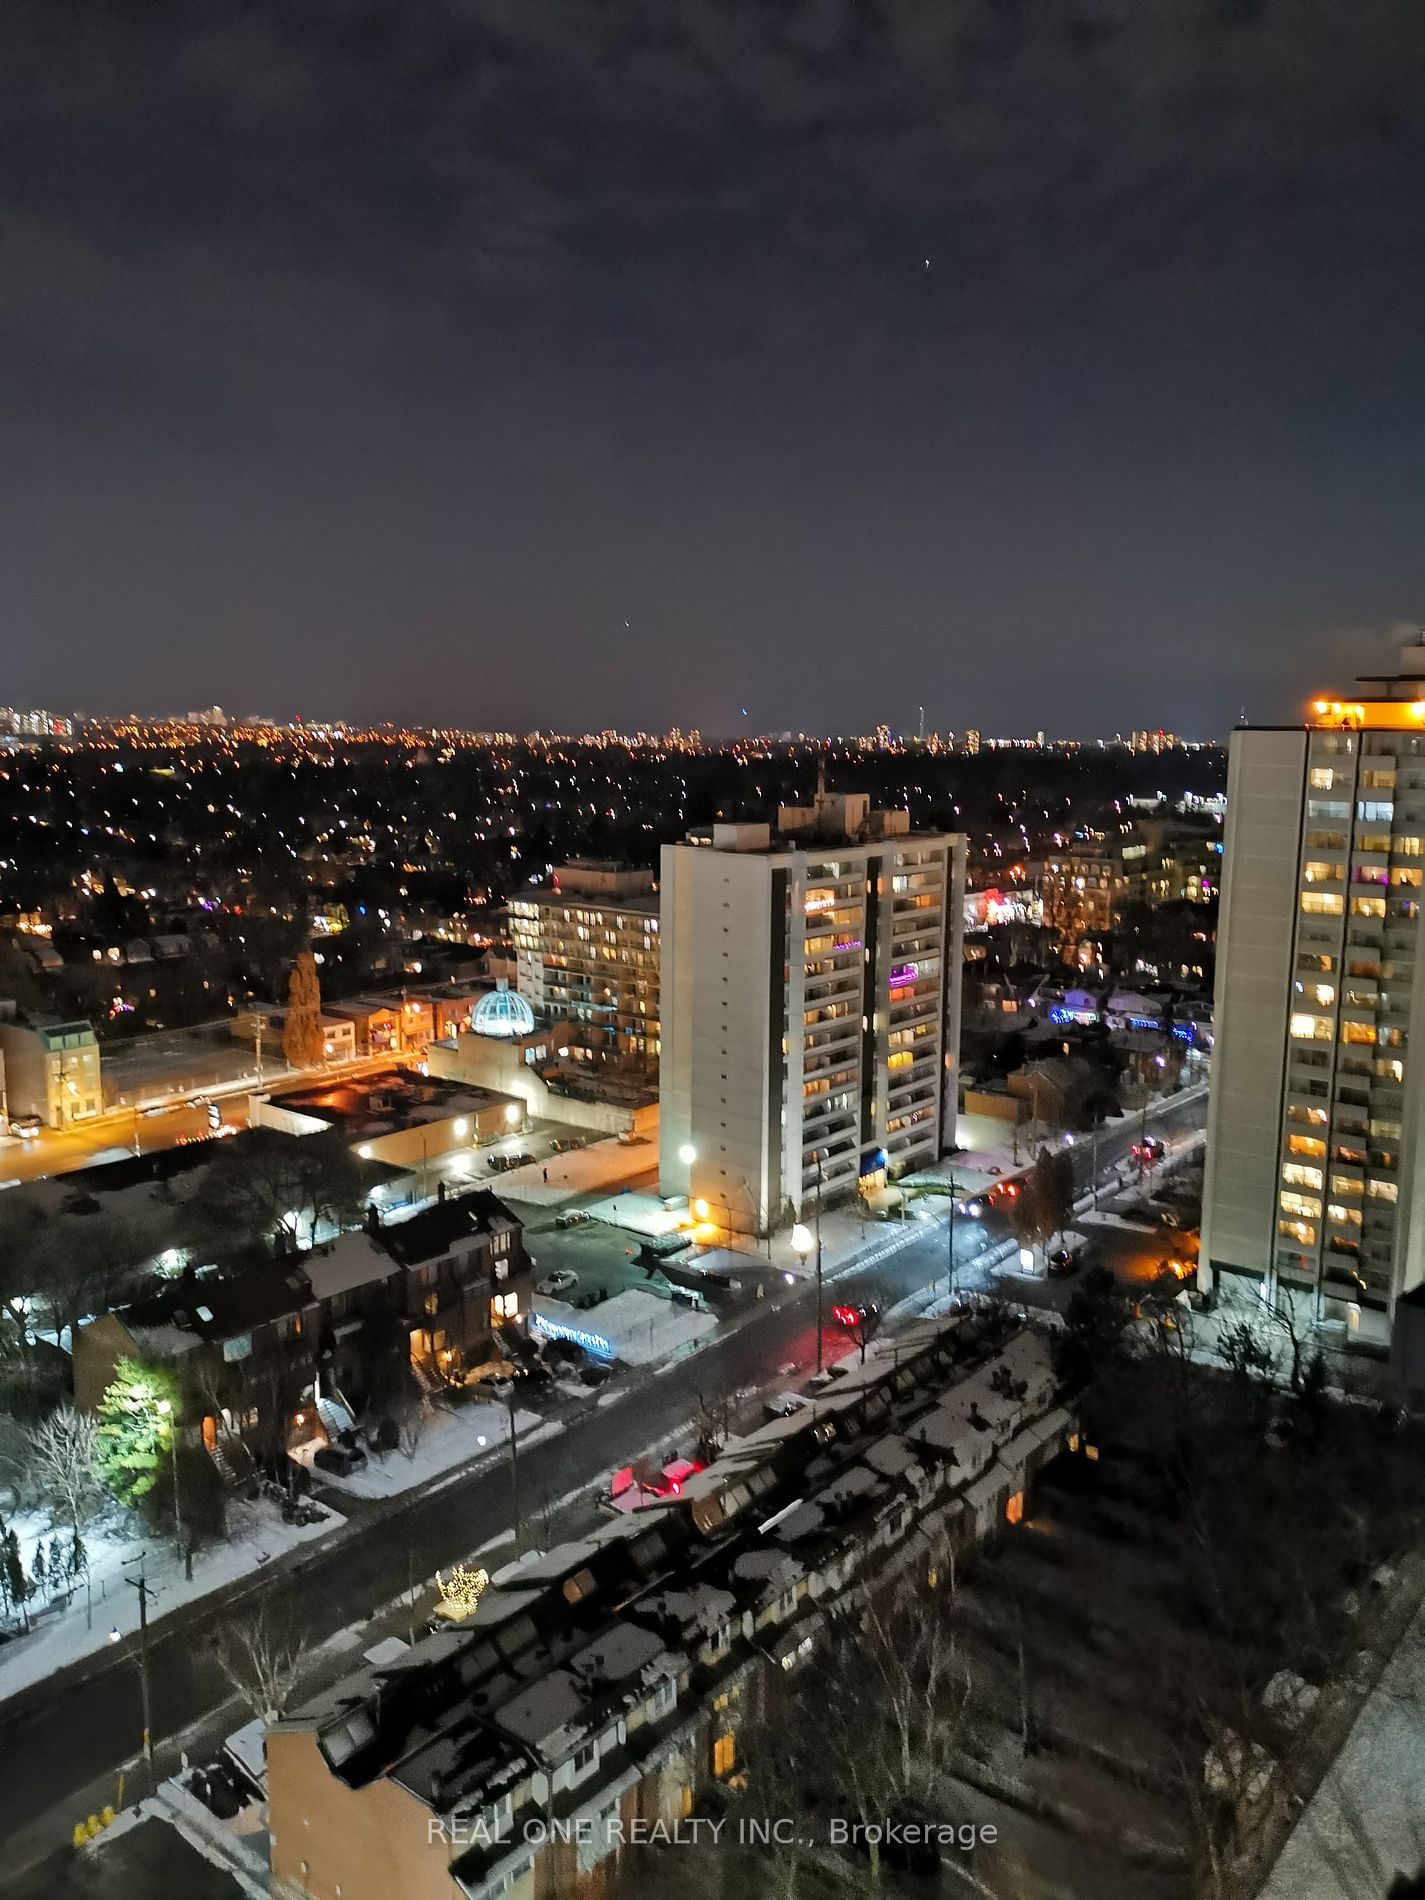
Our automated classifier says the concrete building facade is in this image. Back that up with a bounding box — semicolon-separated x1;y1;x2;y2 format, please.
0;1018;101;1128
508;862;660;1073
658;785;966;1232
1202;639;1425;1348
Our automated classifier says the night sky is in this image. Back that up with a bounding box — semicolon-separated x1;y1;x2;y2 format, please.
4;1;1423;737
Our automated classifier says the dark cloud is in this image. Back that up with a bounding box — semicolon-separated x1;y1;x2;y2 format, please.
1;0;1422;733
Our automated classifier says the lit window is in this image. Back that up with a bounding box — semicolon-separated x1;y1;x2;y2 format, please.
1281;1163;1323;1191
1286;1135;1326;1158
1279;1191;1322;1219
1290;1014;1332;1040
491;1291;519;1321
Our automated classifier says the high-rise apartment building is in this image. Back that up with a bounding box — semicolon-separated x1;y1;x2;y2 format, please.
508;862;659;1071
659;782;966;1233
1202;639;1425;1348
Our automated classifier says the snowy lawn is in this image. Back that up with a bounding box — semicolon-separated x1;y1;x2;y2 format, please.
533;1286;718;1366
288;1397;544;1500
0;1492;343;1702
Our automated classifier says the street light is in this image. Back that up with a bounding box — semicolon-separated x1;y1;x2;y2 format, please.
504;1102;522;1128
791;1222;825;1373
155;1398;182;1562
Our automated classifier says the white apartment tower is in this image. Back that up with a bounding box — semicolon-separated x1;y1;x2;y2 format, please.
1203;639;1425;1348
659;782;966;1234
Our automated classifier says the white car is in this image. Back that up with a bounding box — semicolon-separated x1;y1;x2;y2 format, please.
537;1269;579;1298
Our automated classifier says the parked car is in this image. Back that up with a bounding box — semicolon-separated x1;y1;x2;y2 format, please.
1047;1244;1087;1277
1133;1135;1165;1166
313;1442;367;1477
764;1392;810;1419
8;1115;42;1137
555;1209;592;1230
537;1269;579;1297
579;1361;612;1387
515;1360;554;1386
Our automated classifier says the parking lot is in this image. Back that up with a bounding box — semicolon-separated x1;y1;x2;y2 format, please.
523;1207;677;1307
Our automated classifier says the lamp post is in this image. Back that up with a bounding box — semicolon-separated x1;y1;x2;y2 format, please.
944;1179;958;1308
791;1221;823;1373
155;1399;182;1562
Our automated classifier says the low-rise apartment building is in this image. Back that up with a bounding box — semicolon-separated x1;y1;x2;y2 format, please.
0;1017;102;1127
267;1314;1070;1900
74;1189;533;1473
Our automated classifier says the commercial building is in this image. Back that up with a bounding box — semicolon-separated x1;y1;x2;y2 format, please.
508;862;660;1073
266;1312;1069;1900
658;781;966;1231
253;1069;525;1173
0;1017;101;1127
1202;638;1425;1349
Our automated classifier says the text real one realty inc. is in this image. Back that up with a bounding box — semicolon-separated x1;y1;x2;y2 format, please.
429;1815;999;1851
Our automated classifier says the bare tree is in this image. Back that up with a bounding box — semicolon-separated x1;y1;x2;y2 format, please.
26;1403;103;1533
398;1398;428;1463
725;1569;994;1896
216;1609;303;1724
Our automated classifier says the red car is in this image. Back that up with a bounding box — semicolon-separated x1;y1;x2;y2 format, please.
832;1300;880;1329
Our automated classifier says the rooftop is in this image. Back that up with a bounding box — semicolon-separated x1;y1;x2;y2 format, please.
263;1069;516;1137
273;1309;1061;1845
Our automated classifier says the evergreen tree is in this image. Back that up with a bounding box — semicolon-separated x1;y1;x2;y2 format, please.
3;1529;31;1629
281;951;326;1071
31;1542;45;1592
67;1532;88;1585
94;1358;180;1508
46;1535;64;1593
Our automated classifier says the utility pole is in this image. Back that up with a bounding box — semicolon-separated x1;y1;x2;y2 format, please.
119;1552;157;1798
505;1383;522;1553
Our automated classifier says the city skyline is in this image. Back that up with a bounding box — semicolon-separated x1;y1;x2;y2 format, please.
5;2;1423;737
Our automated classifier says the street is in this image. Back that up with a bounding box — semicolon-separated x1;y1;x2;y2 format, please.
0;1088;1206;1879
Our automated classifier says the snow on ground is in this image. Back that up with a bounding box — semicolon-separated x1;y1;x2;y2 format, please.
288;1397;543;1500
0;1492;343;1702
581;1189;686;1237
533;1286;717;1365
494;1134;656;1207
